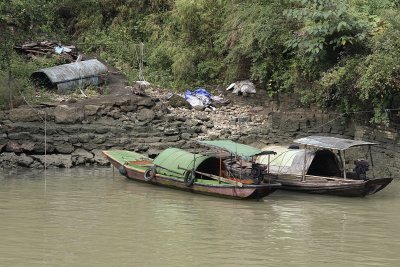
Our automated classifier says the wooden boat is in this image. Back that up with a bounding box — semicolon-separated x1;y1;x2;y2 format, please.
256;136;393;197
103;148;281;200
199;140;277;185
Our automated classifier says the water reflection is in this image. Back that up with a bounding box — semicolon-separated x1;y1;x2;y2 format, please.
0;168;399;267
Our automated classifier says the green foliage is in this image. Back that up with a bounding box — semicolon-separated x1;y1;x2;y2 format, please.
144;0;227;88
2;0;400;124
284;0;372;61
218;0;293;94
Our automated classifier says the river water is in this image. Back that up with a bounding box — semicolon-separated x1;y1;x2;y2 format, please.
0;168;399;267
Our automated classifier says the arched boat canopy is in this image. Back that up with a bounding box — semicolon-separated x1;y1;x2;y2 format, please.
153;148;219;177
257;145;342;177
199;140;275;160
294;136;377;150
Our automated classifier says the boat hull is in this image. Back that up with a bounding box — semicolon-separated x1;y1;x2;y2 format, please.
105;153;280;200
272;176;393;197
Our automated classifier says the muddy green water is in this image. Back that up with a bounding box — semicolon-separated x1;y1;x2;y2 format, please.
0;168;399;267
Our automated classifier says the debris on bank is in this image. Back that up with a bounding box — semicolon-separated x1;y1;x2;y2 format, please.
15;40;79;62
226;80;256;96
166;88;230;111
31;59;108;94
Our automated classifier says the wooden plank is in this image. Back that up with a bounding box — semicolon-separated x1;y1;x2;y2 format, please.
177;166;243;187
194;170;243;187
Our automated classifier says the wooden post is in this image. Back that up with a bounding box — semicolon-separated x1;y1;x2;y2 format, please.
369;145;375;179
219;149;222;184
301;145;307;182
343;150;347;180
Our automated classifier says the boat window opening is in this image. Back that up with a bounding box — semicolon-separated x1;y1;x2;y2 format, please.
307;150;341;177
195;157;225;179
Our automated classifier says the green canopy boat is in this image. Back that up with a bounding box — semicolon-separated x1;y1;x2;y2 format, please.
199;140;276;184
103;148;281;200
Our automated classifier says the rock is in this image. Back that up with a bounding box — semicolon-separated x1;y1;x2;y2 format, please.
9;108;45;122
164;128;179;136
239;116;250;123
147;149;161;158
54;105;84;124
164;135;181;142
93;135;106;144
181;133;191;140
72;148;94;165
137;108;155;122
134;144;149;152
5;142;22;153
120;104;138;112
109;109;121;119
185;119;202;127
84;105;101;116
78;133;94;143
8;132;32;140
137;97;155;108
32;154;73;168
208;132;220;140
193;106;205;111
189;126;203;134
94;126;109;134
18;153;34;167
0;152;19;166
25;141;52;154
0;152;33;167
168;94;191;108
113;98;131;107
82;143;100;151
204;122;214;128
195;114;210;122
250;106;264;113
153;102;168;113
91;149;110;166
55;143;75;154
143;137;161;143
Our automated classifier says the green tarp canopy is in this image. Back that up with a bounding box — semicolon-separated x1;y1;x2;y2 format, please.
152;148;211;177
199;140;275;159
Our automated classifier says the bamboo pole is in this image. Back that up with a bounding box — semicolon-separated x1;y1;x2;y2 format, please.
301;145;307;182
343;150;347;179
369;145;375;179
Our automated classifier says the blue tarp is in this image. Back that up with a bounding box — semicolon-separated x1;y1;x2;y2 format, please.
184;88;212;107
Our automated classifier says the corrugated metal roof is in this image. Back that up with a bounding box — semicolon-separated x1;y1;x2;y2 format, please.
199;140;275;159
153;148;211;177
294;136;377;150
32;59;108;84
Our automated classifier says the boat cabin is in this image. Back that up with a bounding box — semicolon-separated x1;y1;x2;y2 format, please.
257;136;377;181
153;148;226;179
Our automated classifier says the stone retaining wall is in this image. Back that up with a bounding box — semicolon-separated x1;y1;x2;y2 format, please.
0;91;399;179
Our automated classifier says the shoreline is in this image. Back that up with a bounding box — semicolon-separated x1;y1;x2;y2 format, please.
0;86;398;179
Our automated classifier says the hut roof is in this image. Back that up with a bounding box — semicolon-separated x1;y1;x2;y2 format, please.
32;59;107;84
294;136;377;150
199;140;275;159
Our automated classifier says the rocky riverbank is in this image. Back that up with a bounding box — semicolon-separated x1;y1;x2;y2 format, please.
0;86;399;178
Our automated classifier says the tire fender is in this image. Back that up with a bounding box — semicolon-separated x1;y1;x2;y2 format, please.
119;165;127;176
184;170;196;187
144;166;157;181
